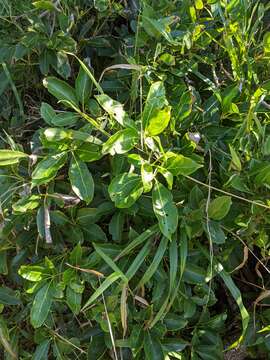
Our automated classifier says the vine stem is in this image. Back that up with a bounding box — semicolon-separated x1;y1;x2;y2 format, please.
185;175;270;210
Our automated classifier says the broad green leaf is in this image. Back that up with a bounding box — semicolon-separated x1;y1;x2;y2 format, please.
43;76;78;107
141;163;154;192
102;128;138;155
263;32;270;53
75;64;92;107
18;265;47;282
32;1;56;10
30;283;53;328
32;152;67;187
40;102;56;125
33;340;51;360
66;286;82;315
142;82;167;129
208;196;232;220
109;211;125;242
95;94;134;127
152;182;178;239
51;112;79;127
195;0;204;9
43;128;72;142
144;332;164;360
108;173;143;208
75;143;102;162
0;149;28;166
206;221;226;244
164;314;187;331
255;164;270;186
165;152;202;176
12;195;41;214
142;14;176;45
162;338;188;353
82;272;121;310
69;156;94;204
145;106;171;136
0;287;21;305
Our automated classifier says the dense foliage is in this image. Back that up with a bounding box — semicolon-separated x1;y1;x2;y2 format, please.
1;0;270;358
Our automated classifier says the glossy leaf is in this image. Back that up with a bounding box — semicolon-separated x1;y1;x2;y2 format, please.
165;152;202;176
43;76;78;107
30;283;53;328
69;156;94;204
142;82;167;129
32;152;67;187
152;182;178;239
75;64;92;107
95;94;134;127
108;172;143;208
102;128;138;155
0;150;28;166
145;106;171;136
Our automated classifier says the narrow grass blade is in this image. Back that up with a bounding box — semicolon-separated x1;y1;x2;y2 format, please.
82;272;121;310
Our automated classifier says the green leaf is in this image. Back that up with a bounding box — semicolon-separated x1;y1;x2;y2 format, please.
125;240;152;281
216;263;250;347
206;221;226;244
208;196;232;220
66;286;82;315
93;243;128;282
108;211;125;242
33;340;51;360
32;152;67;187
144;332;164;360
18;265;47;282
102;128;138;155
263;136;270;156
30;283;53;328
141;163;154;192
51;112;79;127
145;106;171;136
152;182;178;239
12;195;41;214
162;338;188;353
75;143;102;162
69;156;94;204
142;82;167;129
229;145;242;171
95;94;134;128
75;64;93;107
40;102;56;125
0;251;7;275
43;76;78;107
108;173;143;208
165;152;202;176
32;1;56;11
0;287;21;306
137;236;168;288
0;149;28;166
82;272;121;310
